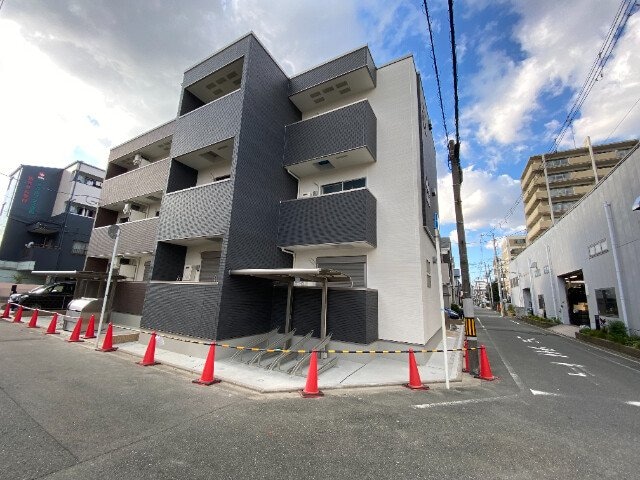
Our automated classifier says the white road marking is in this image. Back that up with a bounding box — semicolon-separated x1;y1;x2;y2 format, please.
517;336;539;344
476;318;527;391
413;394;518;409
551;362;597;384
528;346;568;358
625;401;640;407
530;389;561;396
510;320;520;325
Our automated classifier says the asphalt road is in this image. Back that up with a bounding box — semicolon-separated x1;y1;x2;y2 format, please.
1;312;639;479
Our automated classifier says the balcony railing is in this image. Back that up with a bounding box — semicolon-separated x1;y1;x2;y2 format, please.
87;217;160;258
100;158;171;207
278;188;376;249
283;100;376;176
157;180;232;241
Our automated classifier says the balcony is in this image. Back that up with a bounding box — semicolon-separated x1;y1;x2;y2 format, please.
172;90;243;158
101;157;171;207
278;188;376;249
289;46;376;112
524;189;548;216
527;218;553;243
108;120;175;165
283;100;376;177
157;179;232;242
87;217;159;258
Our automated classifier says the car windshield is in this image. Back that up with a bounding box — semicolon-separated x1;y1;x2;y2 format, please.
29;285;50;294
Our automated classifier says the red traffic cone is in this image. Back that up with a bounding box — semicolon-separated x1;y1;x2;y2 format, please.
404;348;429;390
45;313;60;335
475;345;496;381
462;339;470;373
1;303;10;319
27;309;40;328
193;344;221;385
13;306;24;323
67;317;84;342
300;351;323;398
83;314;96;339
138;332;160;366
97;323;118;352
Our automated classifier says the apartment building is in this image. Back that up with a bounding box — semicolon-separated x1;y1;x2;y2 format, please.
500;234;526;301
522;139;637;243
86;33;441;346
0;161;104;282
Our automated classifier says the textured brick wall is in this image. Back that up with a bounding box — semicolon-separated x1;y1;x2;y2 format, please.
141;282;222;338
271;286;378;344
157;180;232;241
283;100;377;167
289;46;376;94
87;217;159;258
215;36;300;340
100;158;171;206
278;188;377;248
108;121;175;162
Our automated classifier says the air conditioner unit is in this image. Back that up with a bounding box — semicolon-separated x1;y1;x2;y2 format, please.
122;203;131;215
132;154;150;167
183;264;194;281
311;191;319;197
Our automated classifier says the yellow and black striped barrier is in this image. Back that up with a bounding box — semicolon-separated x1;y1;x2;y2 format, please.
101;323;476;355
464;317;477;337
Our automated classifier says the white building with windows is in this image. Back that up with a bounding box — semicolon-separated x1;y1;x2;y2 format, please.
510;142;640;334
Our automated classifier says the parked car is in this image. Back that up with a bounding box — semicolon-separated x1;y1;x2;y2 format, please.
444;307;460;320
9;281;76;311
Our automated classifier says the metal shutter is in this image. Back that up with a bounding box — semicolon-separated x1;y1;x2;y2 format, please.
142;260;152;282
200;251;221;282
316;255;366;287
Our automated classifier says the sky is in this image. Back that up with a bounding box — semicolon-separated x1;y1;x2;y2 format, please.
1;0;639;283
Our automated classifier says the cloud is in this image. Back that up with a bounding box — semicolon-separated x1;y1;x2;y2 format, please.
462;0;640;146
438;165;523;231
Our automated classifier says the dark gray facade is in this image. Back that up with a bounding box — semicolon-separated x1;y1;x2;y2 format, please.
278;188;377;248
283;100;377;167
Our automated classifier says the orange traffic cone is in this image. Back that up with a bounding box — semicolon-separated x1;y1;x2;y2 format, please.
462;339;470;373
97;323;118;352
1;303;10;319
27;309;40;328
138;332;160;366
13;306;24;323
45;313;60;334
83;314;96;339
300;351;323;397
67;317;84;342
475;345;496;381
404;348;429;390
193;344;221;385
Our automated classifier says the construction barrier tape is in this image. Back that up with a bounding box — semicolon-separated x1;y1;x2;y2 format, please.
4;303;476;355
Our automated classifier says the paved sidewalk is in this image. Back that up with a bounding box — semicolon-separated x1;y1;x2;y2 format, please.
548;323;580;337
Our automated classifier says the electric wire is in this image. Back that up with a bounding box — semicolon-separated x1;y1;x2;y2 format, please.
604;95;640;142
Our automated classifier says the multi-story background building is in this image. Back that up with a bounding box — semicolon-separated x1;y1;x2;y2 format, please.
0;161;104;282
86;33;441;346
500;234;526;302
521;139;637;243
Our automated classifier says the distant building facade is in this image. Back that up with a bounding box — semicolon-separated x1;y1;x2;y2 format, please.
500;235;526;302
0;161;105;281
522;139;637;243
511;142;640;333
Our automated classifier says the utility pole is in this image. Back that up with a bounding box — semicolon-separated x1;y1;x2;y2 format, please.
492;233;505;316
484;263;494;310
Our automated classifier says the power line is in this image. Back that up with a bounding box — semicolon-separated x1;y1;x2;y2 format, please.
604;94;640;142
421;0;451;168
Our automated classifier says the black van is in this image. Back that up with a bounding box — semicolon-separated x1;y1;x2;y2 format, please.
9;281;76;310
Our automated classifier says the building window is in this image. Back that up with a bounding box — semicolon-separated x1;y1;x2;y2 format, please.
550;187;575;198
588;239;608;258
75;172;102;188
426;260;432;288
595;288;618;317
510;277;519;288
546;158;569;168
321;177;366;195
543;265;549;274
68;203;96;218
553;201;577;214
547;172;569;183
71;241;88;255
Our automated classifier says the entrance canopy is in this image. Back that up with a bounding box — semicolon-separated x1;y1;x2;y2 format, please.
230;268;351;348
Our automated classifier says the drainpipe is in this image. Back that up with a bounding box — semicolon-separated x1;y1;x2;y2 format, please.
603;201;628;328
528;258;537;316
545;244;559;321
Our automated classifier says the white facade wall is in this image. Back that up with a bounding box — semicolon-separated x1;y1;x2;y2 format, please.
292;57;440;345
52;162;104;216
510;145;640;333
